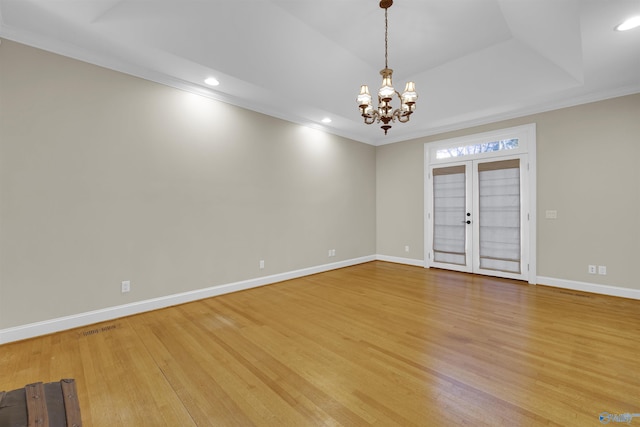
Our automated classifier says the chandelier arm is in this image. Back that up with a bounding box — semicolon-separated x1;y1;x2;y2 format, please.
395;110;412;123
363;112;378;125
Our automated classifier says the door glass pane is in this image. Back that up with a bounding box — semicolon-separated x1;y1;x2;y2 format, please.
433;166;466;265
478;160;521;273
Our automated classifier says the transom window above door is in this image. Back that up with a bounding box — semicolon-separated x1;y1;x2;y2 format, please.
435;138;519;160
428;125;532;165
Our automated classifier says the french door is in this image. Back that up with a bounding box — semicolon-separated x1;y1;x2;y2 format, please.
425;124;536;283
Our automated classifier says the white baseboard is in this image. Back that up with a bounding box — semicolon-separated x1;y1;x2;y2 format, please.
376;257;640;301
375;254;425;267
537;276;640;300
0;255;376;345
4;258;637;345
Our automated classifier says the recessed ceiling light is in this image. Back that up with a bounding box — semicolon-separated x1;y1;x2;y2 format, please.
204;77;219;86
321;117;332;123
615;16;640;31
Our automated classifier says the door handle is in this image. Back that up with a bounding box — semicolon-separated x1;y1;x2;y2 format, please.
462;220;471;224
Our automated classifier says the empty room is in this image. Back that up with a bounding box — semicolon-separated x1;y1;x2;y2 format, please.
1;1;639;426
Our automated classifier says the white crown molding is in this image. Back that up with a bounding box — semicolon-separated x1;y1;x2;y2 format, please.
373;84;640;146
0;255;376;345
0;28;373;145
3;24;638;149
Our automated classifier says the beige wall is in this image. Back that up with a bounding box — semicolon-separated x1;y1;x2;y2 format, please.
2;38;639;332
377;93;640;290
0;40;376;329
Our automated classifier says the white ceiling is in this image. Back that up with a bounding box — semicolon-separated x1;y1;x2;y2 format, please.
1;0;639;145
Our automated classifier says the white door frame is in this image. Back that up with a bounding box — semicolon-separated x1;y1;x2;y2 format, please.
424;124;537;284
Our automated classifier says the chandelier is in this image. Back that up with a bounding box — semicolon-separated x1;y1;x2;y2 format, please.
357;0;417;135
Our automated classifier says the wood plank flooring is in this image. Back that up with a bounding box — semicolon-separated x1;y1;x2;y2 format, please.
1;261;639;426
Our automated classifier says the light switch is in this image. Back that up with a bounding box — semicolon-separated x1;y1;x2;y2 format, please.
545;210;558;219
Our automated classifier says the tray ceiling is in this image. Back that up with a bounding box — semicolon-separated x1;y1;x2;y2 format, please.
1;0;639;145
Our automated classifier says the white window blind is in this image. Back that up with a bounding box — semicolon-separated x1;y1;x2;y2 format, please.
478;160;521;273
433;166;466;265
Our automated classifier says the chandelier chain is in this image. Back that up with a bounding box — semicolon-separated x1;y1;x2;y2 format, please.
384;8;388;69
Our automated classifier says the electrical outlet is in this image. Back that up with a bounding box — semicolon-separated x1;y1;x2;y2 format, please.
598;265;607;275
121;280;131;293
259;260;265;269
588;265;596;274
405;245;410;252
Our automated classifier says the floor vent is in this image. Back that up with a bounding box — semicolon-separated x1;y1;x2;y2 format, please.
79;324;118;337
556;290;591;298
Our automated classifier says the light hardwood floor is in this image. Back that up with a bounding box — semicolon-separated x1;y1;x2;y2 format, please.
1;261;639;426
